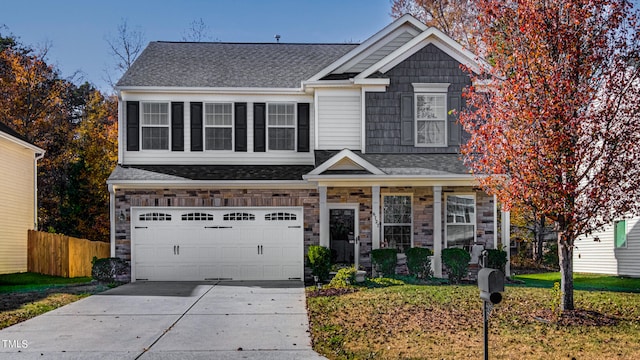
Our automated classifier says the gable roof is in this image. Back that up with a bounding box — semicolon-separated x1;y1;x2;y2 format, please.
116;42;358;89
0;121;44;154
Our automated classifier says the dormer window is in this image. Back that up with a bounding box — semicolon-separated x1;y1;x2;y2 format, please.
267;103;296;151
413;83;449;147
141;102;170;150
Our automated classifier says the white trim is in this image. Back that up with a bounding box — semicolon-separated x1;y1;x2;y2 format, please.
117;96;124;164
308;14;428;82
372;186;381;250
327;203;360;269
109;184;116;257
356;27;488;80
360;87;366;154
0;131;44;154
319;186;328;248
433;186;442;277
443;192;477;249
412;83;450;92
502;210;511;276
117;86;305;95
493;195;498;249
108;180;314;190
305;149;385;176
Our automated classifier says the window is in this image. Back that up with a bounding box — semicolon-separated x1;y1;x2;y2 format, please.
382;195;412;253
141;102;169;150
446;194;476;251
267;103;295;150
265;212;297;221
223;212;255;221
415;93;447;146
614;220;627;248
139;212;172;221
181;212;214;221
204;103;233;150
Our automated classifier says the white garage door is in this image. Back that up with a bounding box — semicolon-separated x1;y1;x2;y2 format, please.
131;207;304;281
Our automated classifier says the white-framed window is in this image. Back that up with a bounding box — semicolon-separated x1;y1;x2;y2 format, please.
141;102;169;150
614;220;627;248
445;194;476;251
204;103;233;150
382;194;412;253
267;103;296;151
413;83;449;147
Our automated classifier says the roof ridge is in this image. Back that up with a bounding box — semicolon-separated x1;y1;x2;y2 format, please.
152;41;359;46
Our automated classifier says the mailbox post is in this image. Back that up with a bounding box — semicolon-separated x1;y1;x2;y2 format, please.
478;268;504;360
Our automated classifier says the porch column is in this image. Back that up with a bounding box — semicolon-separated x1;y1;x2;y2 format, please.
433;186;443;278
109;184;116;258
372;186;380;250
319;186;329;248
501;209;511;276
493;195;499;249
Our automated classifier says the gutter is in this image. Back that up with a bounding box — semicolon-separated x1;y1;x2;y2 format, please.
34;152;45;229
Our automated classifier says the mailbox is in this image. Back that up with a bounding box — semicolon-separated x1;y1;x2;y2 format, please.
478;268;504;304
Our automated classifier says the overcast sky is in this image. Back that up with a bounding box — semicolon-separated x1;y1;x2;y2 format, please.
1;0;392;92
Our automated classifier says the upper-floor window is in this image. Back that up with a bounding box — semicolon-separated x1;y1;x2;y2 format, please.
141;102;169;150
415;93;446;146
267;103;295;151
204;103;233;150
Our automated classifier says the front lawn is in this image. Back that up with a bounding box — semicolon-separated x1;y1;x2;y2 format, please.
307;282;640;359
0;272;107;330
512;272;640;293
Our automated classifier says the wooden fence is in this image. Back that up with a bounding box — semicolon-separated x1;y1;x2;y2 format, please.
27;230;110;278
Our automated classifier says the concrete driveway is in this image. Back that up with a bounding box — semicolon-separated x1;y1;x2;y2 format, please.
0;281;325;359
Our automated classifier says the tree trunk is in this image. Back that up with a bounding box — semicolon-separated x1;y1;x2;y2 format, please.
558;232;574;311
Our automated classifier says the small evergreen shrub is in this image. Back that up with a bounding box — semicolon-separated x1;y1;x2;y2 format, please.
405;247;433;279
371;248;398;277
441;248;471;284
328;267;357;288
486;248;508;274
307;245;331;282
91;257;128;283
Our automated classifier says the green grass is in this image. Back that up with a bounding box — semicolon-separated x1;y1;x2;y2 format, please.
512;272;640;293
0;272;92;293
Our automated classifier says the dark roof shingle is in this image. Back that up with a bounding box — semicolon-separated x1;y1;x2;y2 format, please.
116;42;358;88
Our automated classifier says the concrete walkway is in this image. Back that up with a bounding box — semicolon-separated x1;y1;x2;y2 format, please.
0;281;326;359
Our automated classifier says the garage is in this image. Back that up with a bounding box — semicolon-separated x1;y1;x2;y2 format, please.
131;207;304;281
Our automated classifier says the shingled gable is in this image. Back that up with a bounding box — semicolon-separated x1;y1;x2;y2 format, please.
116;42;358;89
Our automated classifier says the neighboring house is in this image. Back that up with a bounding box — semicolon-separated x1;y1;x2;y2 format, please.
574;218;640;277
0;122;44;274
107;14;511;282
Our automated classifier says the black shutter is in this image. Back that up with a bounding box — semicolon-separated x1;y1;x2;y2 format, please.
297;103;310;152
190;102;203;152
126;101;139;151
400;93;414;145
171;102;184;151
448;94;462;146
234;102;247;152
253;103;266;152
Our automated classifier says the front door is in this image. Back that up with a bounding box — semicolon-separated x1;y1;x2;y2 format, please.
329;204;359;269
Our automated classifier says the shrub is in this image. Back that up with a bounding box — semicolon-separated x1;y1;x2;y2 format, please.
91;257;128;283
441;248;471;284
328;267;357;288
405;247;433;279
486;248;508;274
307;245;332;282
371;248;398;277
543;241;560;270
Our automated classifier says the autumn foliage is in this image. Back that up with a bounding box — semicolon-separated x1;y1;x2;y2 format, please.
459;0;640;310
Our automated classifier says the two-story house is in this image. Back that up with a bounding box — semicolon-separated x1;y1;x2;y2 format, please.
107;14;511;282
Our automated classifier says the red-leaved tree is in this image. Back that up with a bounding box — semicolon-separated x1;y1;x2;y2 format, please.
459;0;640;311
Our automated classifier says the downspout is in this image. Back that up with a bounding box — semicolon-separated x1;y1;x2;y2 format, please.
33;152;45;229
109;184;116;257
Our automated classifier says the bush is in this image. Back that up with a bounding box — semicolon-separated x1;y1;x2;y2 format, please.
405;247;433;279
543;241;560;270
307;245;332;282
486;248;507;274
328;267;357;288
91;257;128;283
441;248;471;284
371;248;398;277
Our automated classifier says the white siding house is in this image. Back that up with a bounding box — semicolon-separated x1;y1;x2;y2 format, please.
0;123;44;274
574;217;640;277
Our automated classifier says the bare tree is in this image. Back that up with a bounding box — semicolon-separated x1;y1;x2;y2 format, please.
104;19;145;88
181;18;213;42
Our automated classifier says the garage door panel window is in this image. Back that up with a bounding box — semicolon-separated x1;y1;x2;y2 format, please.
181;212;214;221
382;195;412;253
223;212;256;221
265;212;297;221
139;212;172;221
445;194;476;251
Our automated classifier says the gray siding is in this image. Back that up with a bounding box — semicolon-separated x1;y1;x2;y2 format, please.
366;43;472;153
